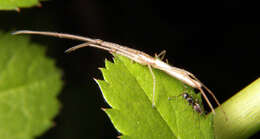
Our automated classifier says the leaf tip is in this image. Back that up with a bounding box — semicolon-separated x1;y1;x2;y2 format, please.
98;67;104;71
104;58;116;69
16;8;20;12
101;107;108;111
93;78;100;84
104;58;109;63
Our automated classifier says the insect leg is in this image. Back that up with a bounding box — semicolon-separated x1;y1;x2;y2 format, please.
155;50;167;60
65;42;121;54
65;42;144;64
198;87;215;114
65;42;108;53
13;30;146;57
147;65;156;107
189;74;227;119
201;83;228;120
13;30;97;43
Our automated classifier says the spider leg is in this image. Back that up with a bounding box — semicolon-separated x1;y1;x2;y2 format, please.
156;50;167;60
148;65;156;107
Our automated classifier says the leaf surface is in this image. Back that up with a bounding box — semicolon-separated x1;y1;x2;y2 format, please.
96;54;214;139
0;32;62;139
0;0;41;10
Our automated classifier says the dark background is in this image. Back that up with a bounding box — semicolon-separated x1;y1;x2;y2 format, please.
1;0;259;138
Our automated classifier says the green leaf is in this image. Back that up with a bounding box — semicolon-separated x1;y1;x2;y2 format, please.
96;54;214;139
0;31;62;139
0;0;41;11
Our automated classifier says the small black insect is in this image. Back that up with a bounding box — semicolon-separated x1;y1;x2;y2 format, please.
180;92;203;114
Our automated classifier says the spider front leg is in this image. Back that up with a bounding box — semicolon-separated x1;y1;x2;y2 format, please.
155;50;166;60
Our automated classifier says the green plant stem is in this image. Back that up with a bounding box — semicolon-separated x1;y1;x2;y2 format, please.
214;78;260;139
